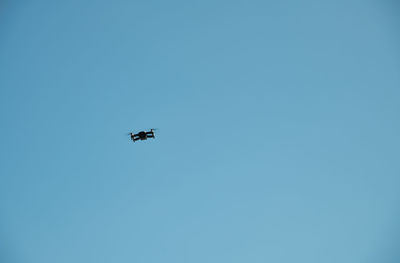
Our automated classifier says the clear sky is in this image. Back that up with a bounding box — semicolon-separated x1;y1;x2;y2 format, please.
1;1;400;262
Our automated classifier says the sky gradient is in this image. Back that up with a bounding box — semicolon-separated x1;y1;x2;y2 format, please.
1;1;400;262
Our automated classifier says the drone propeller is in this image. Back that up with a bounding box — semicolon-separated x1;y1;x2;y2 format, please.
125;129;158;136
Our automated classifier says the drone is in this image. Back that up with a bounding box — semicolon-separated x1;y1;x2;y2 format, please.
128;129;156;142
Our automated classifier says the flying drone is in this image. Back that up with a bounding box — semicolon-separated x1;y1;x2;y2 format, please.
128;129;156;142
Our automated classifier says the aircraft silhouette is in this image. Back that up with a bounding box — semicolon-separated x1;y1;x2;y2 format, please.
128;129;156;142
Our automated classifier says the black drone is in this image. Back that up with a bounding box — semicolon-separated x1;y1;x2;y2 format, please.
129;129;156;142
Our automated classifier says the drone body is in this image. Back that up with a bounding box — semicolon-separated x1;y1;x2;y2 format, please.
129;129;155;142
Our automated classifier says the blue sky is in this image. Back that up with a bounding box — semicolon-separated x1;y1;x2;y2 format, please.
1;1;400;262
